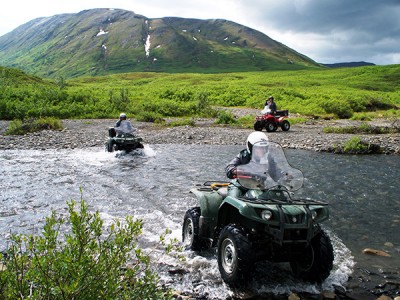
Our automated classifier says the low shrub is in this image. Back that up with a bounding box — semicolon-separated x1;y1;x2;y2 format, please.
323;123;399;134
135;111;165;123
215;110;237;125
334;136;382;154
169;118;196;127
343;137;369;153
321;99;354;119
350;113;373;121
236;114;255;128
5;119;24;135
0;199;171;299
5;117;63;135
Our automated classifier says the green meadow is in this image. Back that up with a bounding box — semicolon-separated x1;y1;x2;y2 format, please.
1;64;399;122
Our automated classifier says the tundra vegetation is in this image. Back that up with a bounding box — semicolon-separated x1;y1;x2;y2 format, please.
1;65;399;126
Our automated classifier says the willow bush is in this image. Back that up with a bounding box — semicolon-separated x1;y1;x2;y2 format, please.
5;117;63;135
334;136;382;154
0;199;172;299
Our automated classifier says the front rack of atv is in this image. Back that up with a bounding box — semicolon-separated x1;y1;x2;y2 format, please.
195;181;328;206
195;181;230;191
239;196;328;206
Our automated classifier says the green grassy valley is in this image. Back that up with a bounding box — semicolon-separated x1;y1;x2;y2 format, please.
1;64;399;122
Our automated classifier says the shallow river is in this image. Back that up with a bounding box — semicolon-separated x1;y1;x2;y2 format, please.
1;145;399;298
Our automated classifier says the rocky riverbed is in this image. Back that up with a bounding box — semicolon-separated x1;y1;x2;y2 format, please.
0;117;399;155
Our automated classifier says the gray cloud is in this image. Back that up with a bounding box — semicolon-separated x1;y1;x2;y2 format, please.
259;1;398;32
242;0;400;64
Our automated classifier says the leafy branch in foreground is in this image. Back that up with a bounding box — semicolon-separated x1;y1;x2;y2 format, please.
159;228;186;262
0;199;171;299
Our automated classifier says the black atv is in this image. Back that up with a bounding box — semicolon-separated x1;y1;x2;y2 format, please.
182;141;334;287
105;127;144;153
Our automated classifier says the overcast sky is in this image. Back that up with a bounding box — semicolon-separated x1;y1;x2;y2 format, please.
1;0;399;65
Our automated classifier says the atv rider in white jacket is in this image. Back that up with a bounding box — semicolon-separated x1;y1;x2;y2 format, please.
115;113;137;135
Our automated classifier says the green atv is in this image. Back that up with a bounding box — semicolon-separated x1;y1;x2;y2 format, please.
105;127;144;153
182;141;334;287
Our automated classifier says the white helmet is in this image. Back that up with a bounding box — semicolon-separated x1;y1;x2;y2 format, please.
119;113;126;118
246;131;268;153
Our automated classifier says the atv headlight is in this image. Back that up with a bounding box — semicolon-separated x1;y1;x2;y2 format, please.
311;210;318;220
261;210;272;221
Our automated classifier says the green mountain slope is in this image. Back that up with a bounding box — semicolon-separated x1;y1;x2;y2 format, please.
0;65;53;86
0;8;321;78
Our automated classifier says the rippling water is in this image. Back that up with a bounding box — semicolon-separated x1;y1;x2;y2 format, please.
1;145;399;298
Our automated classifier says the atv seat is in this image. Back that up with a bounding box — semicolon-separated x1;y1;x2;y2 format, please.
275;110;288;117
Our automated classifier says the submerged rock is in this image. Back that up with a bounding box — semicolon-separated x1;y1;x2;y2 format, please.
362;248;391;257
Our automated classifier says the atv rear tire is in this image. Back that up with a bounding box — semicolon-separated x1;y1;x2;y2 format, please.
217;224;253;287
182;207;204;251
106;140;114;152
266;121;277;132
290;229;334;283
281;120;290;131
254;121;263;131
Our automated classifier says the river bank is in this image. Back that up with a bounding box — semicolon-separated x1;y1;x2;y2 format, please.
0;117;399;155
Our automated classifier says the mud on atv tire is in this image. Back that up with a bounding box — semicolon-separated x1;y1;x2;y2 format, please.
217;224;253;287
182;207;208;251
290;229;334;283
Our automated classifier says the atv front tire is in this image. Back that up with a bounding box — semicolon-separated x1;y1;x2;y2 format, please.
182;207;204;251
106;140;114;152
281;120;290;131
254;121;263;131
290;229;334;283
217;224;253;287
266;121;278;132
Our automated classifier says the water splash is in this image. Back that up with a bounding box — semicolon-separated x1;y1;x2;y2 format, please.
1;146;399;298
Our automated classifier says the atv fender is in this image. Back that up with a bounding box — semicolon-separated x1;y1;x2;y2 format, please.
217;196;261;227
277;116;286;122
190;188;224;238
190;188;224;218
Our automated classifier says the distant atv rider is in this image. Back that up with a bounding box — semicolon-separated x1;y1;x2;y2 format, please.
109;113;137;137
264;96;277;115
